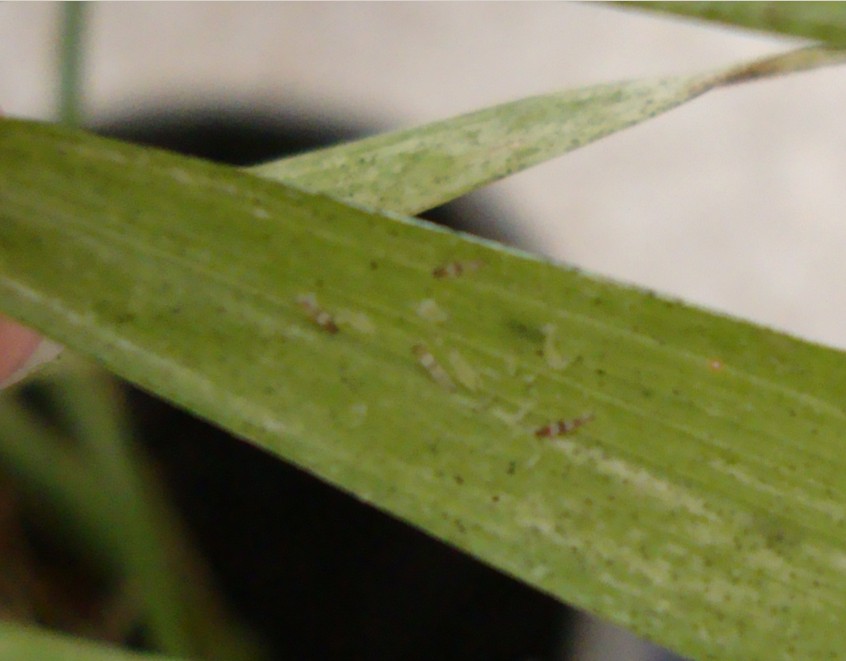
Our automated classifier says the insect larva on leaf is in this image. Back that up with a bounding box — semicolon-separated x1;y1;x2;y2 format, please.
432;260;483;279
412;344;456;391
534;413;594;438
296;293;339;334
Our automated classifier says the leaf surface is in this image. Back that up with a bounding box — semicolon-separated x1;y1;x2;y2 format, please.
4;121;846;659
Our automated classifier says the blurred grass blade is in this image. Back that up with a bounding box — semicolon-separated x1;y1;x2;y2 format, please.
0;393;120;564
0;621;179;660
5;121;846;659
43;372;265;660
0;380;262;660
248;46;846;215
622;2;846;47
46;375;197;656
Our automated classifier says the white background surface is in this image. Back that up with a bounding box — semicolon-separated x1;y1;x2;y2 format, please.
2;3;845;658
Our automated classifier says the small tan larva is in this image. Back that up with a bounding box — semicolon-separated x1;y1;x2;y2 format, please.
296;293;339;334
412;344;456;391
534;413;594;438
432;260;483;279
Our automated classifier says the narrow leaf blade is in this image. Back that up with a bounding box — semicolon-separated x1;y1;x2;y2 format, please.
0;622;179;661
623;2;846;47
248;47;846;215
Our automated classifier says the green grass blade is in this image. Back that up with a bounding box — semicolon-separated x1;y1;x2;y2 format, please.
48;374;198;656
58;2;87;127
0;379;263;660
0;394;122;567
4;121;846;658
623;2;846;47
0;621;180;661
248;46;846;215
40;372;265;660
